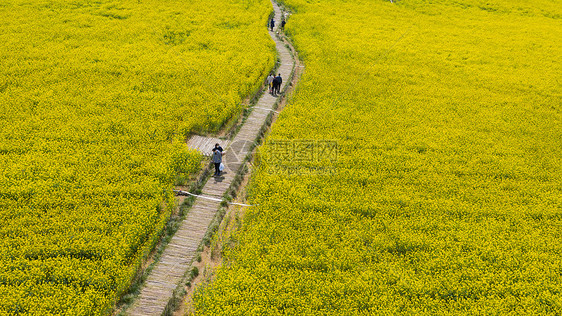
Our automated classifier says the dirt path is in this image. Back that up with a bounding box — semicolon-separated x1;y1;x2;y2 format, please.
124;1;299;315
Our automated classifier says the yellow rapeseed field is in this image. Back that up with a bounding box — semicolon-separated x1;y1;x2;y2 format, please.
195;0;562;314
0;0;275;314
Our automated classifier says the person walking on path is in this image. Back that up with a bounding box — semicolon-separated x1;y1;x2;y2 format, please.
272;73;282;96
212;147;222;176
271;75;279;96
281;19;286;31
269;17;275;31
266;73;274;93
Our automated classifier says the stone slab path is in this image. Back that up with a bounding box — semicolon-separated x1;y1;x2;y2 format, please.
125;1;295;315
186;135;230;157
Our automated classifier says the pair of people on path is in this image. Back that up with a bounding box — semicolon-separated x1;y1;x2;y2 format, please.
270;14;287;32
212;143;223;176
271;73;282;96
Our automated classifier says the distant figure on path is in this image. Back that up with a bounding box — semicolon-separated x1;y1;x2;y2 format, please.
212;147;222;176
272;73;282;96
269;18;275;31
271;75;279;96
281;19;286;31
266;73;274;93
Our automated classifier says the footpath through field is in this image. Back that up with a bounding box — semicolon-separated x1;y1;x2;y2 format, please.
125;2;295;315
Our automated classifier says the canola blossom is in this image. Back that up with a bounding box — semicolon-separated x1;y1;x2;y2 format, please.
195;0;562;314
0;0;275;314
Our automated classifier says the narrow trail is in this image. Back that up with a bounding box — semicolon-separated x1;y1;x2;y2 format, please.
125;2;297;315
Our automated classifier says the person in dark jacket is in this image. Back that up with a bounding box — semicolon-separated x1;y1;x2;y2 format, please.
212;147;222;176
269;18;275;31
272;73;282;96
213;143;223;153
